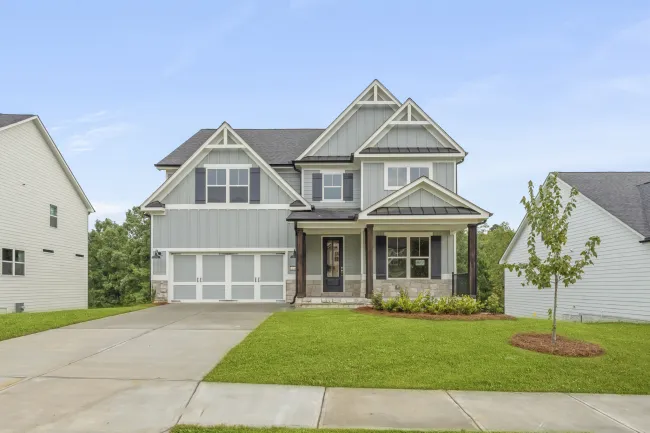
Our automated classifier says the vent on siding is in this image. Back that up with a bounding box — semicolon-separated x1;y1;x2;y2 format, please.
43;249;54;254
75;253;85;258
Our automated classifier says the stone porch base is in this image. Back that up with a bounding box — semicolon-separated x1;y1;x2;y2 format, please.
372;279;452;298
296;297;370;308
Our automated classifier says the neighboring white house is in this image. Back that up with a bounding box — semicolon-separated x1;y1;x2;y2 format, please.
0;114;94;313
501;172;650;322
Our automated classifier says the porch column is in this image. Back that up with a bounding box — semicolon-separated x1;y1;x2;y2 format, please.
365;224;374;298
296;227;306;298
467;224;478;298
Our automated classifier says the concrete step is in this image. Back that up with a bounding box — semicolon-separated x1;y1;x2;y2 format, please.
297;297;371;309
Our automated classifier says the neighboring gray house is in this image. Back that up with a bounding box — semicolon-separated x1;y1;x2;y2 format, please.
0;114;94;313
142;80;491;304
502;172;650;322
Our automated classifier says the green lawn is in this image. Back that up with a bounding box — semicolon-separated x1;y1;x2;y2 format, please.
0;304;154;341
205;309;650;394
172;427;513;433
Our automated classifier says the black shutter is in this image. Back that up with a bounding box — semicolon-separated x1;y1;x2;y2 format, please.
250;167;260;203
430;235;442;279
343;172;354;201
195;168;206;204
376;235;387;280
312;173;322;201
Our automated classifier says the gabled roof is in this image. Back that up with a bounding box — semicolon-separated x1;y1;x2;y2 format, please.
558;172;650;238
0;114;94;213
359;176;491;220
0;113;36;129
143;122;311;209
296;79;400;160
156;128;324;167
354;99;466;157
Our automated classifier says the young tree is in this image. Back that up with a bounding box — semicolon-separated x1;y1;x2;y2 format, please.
504;173;600;344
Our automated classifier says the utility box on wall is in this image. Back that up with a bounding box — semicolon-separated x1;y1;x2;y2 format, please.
15;303;25;313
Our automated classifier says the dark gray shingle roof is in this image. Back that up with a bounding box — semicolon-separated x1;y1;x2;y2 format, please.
156;128;324;167
369;206;479;216
287;208;359;221
360;147;459;154
0;113;35;129
557;172;650;238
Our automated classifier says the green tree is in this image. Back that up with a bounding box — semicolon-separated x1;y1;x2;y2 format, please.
88;207;151;307
504;173;600;344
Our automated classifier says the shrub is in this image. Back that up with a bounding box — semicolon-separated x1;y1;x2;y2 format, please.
374;290;483;315
383;297;398;312
371;292;384;310
484;293;504;314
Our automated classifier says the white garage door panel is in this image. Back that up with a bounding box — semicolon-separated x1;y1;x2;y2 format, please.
170;253;285;302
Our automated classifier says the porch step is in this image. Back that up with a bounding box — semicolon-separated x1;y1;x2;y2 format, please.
296;297;371;309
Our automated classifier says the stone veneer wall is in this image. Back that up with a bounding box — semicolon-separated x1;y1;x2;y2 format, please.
286;280;297;302
152;280;168;303
373;279;452;298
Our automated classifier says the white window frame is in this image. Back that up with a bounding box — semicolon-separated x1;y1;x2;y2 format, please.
50;204;58;228
387;236;430;279
1;248;25;277
204;164;252;204
321;171;344;202
384;163;432;190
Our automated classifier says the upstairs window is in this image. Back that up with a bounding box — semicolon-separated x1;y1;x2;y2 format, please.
385;165;430;190
322;173;343;201
2;248;25;276
206;167;249;203
50;205;58;228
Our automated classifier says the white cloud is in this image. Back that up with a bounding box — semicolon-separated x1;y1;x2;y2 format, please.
68;122;130;152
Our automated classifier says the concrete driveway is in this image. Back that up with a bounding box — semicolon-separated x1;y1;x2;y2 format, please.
0;303;284;433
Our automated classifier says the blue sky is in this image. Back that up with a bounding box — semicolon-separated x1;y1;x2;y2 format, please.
2;0;650;228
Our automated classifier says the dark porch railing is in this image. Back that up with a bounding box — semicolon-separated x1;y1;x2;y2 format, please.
452;272;476;297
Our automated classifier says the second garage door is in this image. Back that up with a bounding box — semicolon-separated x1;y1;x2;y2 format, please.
171;253;285;302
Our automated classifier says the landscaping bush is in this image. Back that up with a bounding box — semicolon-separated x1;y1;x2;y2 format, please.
373;289;484;315
484;293;504;314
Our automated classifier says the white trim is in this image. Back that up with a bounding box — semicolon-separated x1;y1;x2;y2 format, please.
320;235;345;290
141;122;310;208
321;172;344;202
360;161;365;209
386;235;431;279
204;163;252;169
205;144;245;149
206;166;250;204
356;101;398;106
297;80;400;159
389;121;430;126
354;99;467;157
384;231;433;237
0;116;94;212
164;203;300;210
152;275;167;281
453;231;457;273
359;176;491;219
165;247;292;253
383;162;433;191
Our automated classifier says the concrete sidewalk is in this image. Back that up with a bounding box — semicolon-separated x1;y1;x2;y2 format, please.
180;383;650;433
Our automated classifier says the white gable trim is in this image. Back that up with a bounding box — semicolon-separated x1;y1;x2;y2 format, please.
1;116;94;213
499;175;646;264
296;80;400;160
358;176;490;219
354;99;467;157
140;122;310;209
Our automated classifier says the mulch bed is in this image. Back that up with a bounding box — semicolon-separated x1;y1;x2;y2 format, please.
510;332;605;357
356;306;516;321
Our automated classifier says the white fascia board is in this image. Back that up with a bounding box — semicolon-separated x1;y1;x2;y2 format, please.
141;122;310;208
0;115;37;133
354;99;467;157
27;117;95;213
359;176;491;219
296;80;400;160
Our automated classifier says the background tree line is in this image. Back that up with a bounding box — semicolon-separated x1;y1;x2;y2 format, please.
88;207;151;307
456;222;515;307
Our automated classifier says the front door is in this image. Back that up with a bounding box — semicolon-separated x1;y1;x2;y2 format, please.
323;237;344;292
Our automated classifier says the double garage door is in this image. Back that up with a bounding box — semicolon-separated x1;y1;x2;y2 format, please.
171;253;285;302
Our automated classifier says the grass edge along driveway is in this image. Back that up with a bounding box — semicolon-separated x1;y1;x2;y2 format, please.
205;309;650;395
0;304;154;341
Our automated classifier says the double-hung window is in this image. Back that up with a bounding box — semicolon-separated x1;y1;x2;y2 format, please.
385;165;430;190
206;167;249;203
2;248;25;276
323;173;343;201
50;205;58;228
387;236;429;278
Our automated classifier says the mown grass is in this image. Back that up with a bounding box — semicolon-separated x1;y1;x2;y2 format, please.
0;304;154;341
172;427;515;433
204;309;650;394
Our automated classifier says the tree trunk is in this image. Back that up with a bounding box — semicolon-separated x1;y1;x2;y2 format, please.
552;274;559;345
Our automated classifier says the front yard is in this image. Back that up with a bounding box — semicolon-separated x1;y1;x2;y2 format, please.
0;304;154;342
205;309;650;394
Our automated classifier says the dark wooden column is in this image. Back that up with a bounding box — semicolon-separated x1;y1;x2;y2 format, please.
467;224;478;297
365;224;374;298
296;227;306;298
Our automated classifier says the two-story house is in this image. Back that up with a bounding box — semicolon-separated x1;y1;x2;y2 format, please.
0;114;94;313
142;80;490;304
